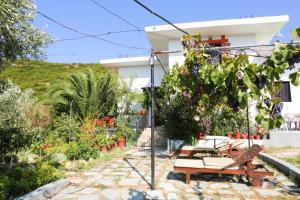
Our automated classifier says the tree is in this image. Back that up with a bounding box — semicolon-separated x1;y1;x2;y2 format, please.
50;69;117;122
0;80;35;160
159;29;300;138
0;0;52;69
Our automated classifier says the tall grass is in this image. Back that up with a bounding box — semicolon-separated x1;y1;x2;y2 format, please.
0;60;108;99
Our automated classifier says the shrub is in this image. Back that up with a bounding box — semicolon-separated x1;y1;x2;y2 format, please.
66;135;99;160
0;161;62;199
0;81;35;159
48;113;81;142
115;122;133;139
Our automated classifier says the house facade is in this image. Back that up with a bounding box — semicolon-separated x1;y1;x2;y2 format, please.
100;15;300;124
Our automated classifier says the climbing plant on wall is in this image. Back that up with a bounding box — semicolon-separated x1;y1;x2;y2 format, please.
160;29;300;134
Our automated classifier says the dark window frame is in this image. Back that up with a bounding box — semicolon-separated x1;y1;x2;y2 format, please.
276;81;292;102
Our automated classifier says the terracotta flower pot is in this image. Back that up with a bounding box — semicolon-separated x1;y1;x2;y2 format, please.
196;132;204;140
101;145;108;153
227;133;232;139
234;132;240;139
254;135;261;140
118;138;126;148
241;132;247;139
250;134;256;139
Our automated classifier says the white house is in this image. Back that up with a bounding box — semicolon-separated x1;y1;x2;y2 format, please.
100;15;300;123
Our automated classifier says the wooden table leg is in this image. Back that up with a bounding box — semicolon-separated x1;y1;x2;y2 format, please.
186;173;191;184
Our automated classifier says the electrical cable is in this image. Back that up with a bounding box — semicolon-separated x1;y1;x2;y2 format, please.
36;11;149;51
133;0;189;35
89;0;141;31
54;29;144;42
154;41;300;56
153;53;167;73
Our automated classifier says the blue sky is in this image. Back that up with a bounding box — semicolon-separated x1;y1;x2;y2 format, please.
34;0;300;63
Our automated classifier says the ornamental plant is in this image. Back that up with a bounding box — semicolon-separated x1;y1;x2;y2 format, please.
160;29;300;133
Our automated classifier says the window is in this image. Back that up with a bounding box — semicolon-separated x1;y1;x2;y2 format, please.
277;81;292;102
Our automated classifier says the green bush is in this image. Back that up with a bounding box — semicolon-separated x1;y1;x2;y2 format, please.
48;114;81;142
0;81;35;159
66;135;99;160
115;122;133;139
0;161;62;199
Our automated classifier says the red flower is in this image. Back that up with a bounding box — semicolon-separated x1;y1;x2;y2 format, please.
103;116;110;123
108;118;115;127
138;109;146;116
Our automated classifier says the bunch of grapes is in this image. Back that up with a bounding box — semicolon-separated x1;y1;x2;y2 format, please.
287;53;300;70
228;95;239;112
264;98;271;107
256;76;267;90
207;50;221;64
190;64;200;76
271;103;283;117
201;116;212;134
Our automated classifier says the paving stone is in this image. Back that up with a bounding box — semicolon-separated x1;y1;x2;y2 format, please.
59;186;82;194
68;177;84;185
237;190;255;196
78;187;99;194
210;183;230;189
167;193;179;200
185;187;195;193
275;175;288;182
102;189;121;200
193;181;209;189
231;182;250;190
184;194;200;200
119;178;139;186
282;181;296;187
77;193;101;200
95;177;115;186
203;196;216;200
83;172;99;176
203;189;216;194
218;189;233;195
255;188;281;196
82;176;101;185
159;182;177;192
146;190;164;200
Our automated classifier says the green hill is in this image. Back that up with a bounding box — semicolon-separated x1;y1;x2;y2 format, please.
0;60;108;99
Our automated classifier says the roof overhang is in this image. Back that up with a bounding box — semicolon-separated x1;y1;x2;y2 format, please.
145;15;289;51
100;56;150;68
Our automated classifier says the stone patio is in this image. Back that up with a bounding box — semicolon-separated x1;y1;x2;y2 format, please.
50;148;300;200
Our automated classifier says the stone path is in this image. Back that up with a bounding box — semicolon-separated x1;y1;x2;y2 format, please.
51;148;300;200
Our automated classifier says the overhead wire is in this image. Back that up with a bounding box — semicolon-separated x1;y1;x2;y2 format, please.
133;0;189;35
154;41;300;57
89;0;141;31
54;29;144;42
36;11;148;51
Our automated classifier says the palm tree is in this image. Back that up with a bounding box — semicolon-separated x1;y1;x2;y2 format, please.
50;69;117;122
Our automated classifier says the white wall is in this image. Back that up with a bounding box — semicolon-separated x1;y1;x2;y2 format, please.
168;34;257;68
118;65;165;91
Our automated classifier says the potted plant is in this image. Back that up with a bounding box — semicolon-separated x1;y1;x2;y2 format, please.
241;132;247;139
115;122;133;148
254;134;261;140
234;131;240;139
255;126;266;140
95;134;109;152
